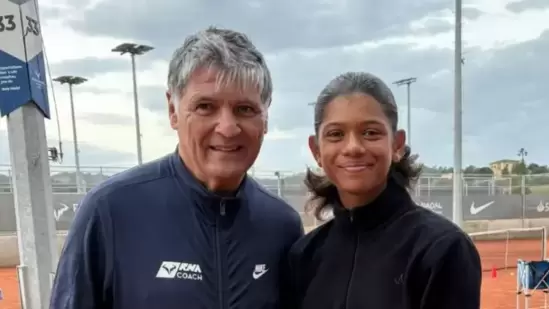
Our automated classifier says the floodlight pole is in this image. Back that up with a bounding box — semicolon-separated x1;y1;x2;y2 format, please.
452;0;464;227
393;77;417;149
53;76;87;193
111;43;154;165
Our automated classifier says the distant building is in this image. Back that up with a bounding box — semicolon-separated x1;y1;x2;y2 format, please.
490;159;520;177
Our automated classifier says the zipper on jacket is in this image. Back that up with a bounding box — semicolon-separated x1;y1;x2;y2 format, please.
216;200;226;309
344;211;359;309
220;200;226;216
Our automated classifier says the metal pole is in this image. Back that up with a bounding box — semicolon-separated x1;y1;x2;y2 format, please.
406;82;412;148
392;78;416;148
0;1;58;308
8;106;58;309
68;84;82;193
131;53;143;165
452;0;464;227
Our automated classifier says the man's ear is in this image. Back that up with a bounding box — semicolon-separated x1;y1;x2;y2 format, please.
167;91;178;129
393;129;406;162
308;135;322;167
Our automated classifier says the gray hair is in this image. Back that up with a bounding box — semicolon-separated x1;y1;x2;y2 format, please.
305;72;422;220
167;26;272;106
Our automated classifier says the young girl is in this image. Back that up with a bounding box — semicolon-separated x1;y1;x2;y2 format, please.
288;71;481;309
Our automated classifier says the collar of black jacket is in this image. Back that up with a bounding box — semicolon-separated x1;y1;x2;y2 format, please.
169;149;251;224
332;178;415;230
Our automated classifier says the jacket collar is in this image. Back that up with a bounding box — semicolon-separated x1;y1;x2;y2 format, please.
169;149;251;224
333;178;415;230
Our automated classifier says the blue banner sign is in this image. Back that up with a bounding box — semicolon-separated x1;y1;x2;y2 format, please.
0;0;50;118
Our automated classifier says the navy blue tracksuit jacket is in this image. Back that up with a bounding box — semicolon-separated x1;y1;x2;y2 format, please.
49;151;304;309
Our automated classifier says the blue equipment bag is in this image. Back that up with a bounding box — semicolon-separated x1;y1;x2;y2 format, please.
518;260;549;290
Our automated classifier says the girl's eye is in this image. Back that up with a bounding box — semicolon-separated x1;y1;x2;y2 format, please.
364;130;379;136
326;131;343;138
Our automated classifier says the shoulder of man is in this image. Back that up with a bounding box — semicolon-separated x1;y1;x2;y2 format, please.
245;177;305;237
78;154;174;214
247;178;302;216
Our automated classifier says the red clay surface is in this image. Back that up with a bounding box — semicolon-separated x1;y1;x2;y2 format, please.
0;267;19;309
0;239;547;309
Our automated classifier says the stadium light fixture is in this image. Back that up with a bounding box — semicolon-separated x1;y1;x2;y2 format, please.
111;43;155;165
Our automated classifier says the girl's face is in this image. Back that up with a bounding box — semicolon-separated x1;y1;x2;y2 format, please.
308;93;405;208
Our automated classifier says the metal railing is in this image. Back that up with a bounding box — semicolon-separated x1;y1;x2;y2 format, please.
1;164;548;195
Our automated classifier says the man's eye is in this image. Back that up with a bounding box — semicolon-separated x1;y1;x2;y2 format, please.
236;105;256;115
196;103;213;111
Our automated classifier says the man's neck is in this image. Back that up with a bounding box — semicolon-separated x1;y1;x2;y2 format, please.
177;147;245;195
203;177;245;196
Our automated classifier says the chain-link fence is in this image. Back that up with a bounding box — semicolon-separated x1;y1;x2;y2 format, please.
1;165;549;232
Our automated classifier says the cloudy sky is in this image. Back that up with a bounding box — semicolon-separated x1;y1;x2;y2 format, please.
0;0;548;175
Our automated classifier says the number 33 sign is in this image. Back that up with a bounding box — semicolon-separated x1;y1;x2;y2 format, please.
0;14;40;36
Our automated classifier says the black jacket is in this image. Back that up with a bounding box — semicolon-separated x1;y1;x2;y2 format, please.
287;180;482;309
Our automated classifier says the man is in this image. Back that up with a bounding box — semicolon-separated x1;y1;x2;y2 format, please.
50;26;304;309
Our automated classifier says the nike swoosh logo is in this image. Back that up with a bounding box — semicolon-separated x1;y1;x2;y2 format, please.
470;201;495;215
253;269;269;279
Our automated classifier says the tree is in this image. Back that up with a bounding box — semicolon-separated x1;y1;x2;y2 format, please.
464;165;477;174
475;167;493;175
512;161;528;175
528;163;549;174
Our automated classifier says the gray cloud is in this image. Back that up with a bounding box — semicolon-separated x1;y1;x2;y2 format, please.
54;140;136;166
40;6;63;20
0;131;136;166
506;0;549;13
139;85;167;113
75;86;126;96
50;57;134;79
78;112;135;127
66;0;464;57
131;28;549;166
417;19;454;34
463;7;484;20
35;0;549;168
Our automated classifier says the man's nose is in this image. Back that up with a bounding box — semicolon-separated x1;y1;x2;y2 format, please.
342;133;365;156
215;109;242;138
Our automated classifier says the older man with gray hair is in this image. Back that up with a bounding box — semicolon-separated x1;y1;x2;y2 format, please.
50;26;303;309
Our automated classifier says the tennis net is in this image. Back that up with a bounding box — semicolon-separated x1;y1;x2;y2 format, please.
469;227;547;272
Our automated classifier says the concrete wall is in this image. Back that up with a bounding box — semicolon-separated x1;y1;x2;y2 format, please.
1;218;548;267
0;233;67;268
463;218;549;233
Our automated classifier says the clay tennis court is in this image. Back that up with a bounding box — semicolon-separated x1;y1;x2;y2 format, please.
0;239;547;308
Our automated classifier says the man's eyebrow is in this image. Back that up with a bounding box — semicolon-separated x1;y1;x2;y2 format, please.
194;96;261;105
323;119;385;127
236;99;261;105
191;95;216;102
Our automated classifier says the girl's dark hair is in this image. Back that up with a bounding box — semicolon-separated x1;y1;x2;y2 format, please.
304;72;423;220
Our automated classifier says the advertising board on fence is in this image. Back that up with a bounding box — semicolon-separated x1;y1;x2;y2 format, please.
0;193;82;232
1;192;549;232
413;195;549;221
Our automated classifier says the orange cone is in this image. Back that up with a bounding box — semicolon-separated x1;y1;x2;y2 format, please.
491;266;497;279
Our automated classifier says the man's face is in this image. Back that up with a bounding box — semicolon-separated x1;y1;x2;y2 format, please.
167;67;267;191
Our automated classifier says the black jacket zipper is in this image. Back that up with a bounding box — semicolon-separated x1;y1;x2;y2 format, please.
344;211;359;309
216;200;227;309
